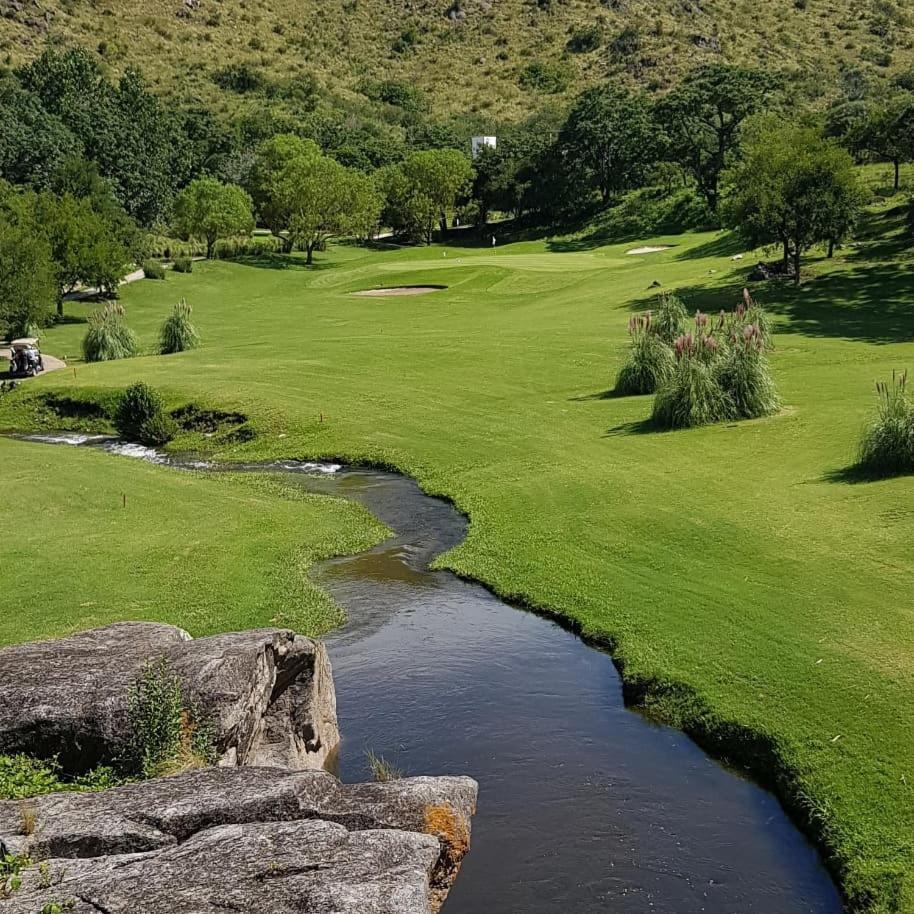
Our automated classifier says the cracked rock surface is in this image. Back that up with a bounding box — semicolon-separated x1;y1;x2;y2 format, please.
0;767;478;914
0;622;339;771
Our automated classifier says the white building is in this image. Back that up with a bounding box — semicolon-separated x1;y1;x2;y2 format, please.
471;135;497;158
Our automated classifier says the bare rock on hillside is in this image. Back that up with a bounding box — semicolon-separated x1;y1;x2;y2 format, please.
0;767;478;914
0;622;339;772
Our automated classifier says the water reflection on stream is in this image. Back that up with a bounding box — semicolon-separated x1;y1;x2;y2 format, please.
22;436;843;913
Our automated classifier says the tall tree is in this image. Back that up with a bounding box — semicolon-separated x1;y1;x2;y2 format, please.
855;93;914;192
275;153;381;263
658;64;775;212
379;149;473;243
559;84;661;204
723;120;865;284
173;177;254;259
249;135;321;251
0;210;56;338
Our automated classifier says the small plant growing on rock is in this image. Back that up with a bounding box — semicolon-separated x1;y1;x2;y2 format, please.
124;658;217;779
857;371;914;477
0;852;30;898
114;383;177;446
82;303;139;363
159;298;200;355
17;801;37;836
366;750;402;782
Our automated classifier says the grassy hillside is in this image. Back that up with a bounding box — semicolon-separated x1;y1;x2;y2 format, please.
2;194;913;907
1;0;913;121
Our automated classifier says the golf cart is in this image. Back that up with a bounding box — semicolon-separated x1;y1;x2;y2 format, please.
8;338;44;377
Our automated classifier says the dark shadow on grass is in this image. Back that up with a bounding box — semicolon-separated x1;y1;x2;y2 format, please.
673;232;745;261
669;256;914;344
822;462;914;484
54;314;88;326
226;253;339;272
569;387;649;401
602;418;657;436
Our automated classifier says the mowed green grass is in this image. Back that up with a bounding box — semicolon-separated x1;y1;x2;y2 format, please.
0;438;386;645
3;201;914;910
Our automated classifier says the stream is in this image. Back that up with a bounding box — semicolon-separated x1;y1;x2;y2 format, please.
20;434;843;913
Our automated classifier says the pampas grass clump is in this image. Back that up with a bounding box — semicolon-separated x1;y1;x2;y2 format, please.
82;302;139;363
159;298;200;355
615;313;676;395
857;371;914;476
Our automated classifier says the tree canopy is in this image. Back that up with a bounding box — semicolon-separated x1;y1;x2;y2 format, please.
723;120;865;283
658;64;776;211
173;177;255;259
559;85;661;203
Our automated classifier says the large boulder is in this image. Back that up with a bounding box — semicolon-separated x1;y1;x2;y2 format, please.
0;623;339;771
0;767;478;914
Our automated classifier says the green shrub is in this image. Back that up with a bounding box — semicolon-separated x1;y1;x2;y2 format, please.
615;314;675;394
172;256;193;273
124;658;184;779
142;259;166;280
366;750;402;782
82;302;139;363
0;755;66;800
114;382;177;446
857;371;914;476
124;658;216;778
159;298;200;354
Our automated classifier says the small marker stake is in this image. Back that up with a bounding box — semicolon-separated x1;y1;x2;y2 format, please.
319;412;324;423
122;493;126;509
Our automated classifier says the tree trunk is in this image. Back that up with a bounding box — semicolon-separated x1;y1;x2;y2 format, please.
439;215;448;238
793;249;802;286
56;297;64;320
283;236;294;254
306;242;315;265
206;238;215;259
827;238;835;258
894;158;900;192
782;240;790;273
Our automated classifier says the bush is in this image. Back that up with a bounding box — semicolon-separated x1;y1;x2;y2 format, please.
114;382;177;446
172;256;193;274
82;302;139;363
857;372;914;476
159;298;200;355
615;314;676;394
142;259;166;280
0;755;66;800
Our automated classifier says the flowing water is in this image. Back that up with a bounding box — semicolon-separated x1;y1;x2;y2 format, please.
19;435;843;913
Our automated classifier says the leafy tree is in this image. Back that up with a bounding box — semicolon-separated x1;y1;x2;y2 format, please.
0;76;79;188
249;135;321;251
380;149;473;243
173;177;254;259
275;152;381;263
723;120;865;284
559;84;661;204
855;93;914;191
658;64;776;211
0;219;56;338
19;48;191;224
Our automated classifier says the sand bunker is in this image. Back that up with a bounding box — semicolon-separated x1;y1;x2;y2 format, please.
625;246;672;255
353;286;445;297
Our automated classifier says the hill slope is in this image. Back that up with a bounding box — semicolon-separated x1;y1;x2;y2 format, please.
1;0;913;121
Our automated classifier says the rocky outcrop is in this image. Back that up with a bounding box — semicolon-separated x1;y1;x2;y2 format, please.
0;767;478;913
0;623;339;771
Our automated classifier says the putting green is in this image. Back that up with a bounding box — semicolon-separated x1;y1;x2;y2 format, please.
3;208;914;910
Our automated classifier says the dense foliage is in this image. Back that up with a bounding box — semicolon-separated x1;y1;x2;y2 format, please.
159;298;200;355
114;382;177;445
82;302;139;362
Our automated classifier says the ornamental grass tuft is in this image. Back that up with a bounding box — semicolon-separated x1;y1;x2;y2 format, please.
857;371;914;477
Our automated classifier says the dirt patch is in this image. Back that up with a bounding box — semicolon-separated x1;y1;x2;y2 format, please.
625;246;672;256
353;286;446;297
